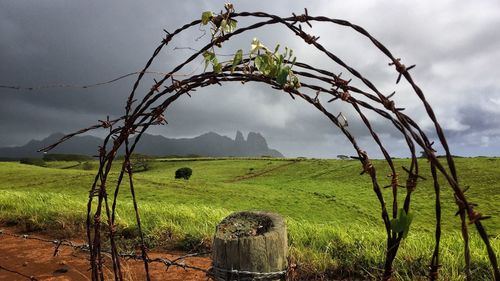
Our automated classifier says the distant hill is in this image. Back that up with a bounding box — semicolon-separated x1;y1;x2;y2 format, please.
0;131;284;159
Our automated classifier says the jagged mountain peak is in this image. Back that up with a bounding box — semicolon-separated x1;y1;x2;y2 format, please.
235;131;245;144
247;132;268;149
0;131;284;159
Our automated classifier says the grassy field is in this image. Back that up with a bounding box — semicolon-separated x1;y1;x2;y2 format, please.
0;157;499;280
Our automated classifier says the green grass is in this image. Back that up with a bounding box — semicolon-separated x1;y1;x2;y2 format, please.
0;157;499;280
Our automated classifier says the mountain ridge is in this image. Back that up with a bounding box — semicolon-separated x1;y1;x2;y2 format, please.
0;131;284;159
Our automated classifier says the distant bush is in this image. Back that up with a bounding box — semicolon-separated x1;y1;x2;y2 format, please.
82;162;94;170
187;154;202;158
19;158;46;167
43;153;92;162
129;153;151;172
161;155;182;159
175;167;192;180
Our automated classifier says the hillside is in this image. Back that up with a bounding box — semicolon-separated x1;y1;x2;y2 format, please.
0;157;499;280
0;131;283;159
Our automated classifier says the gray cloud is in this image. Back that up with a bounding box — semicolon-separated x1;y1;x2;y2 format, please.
1;0;499;158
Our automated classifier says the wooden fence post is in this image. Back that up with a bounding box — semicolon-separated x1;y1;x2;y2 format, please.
211;211;288;281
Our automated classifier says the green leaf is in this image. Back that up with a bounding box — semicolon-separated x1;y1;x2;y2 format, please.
402;212;414;239
203;51;216;72
221;19;236;33
213;62;222;73
220;19;227;30
256;54;274;76
203;51;216;61
226;19;237;33
201;11;213;25
291;74;301;89
269;63;278;77
254;55;265;72
390;208;414;239
276;67;290;86
231;49;243;73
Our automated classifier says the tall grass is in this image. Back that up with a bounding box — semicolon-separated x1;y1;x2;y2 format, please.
1;158;499;280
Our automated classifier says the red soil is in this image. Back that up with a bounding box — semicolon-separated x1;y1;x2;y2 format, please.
0;227;212;281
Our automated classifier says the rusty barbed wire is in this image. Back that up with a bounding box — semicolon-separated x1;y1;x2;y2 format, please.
0;264;38;281
0;230;211;277
36;6;500;281
0;71;203;92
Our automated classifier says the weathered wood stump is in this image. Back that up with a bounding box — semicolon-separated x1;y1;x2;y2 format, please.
211;211;288;281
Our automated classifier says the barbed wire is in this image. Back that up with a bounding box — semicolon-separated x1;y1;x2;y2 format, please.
36;5;499;281
0;264;38;281
1;230;297;279
210;266;286;280
0;70;199;92
0;230;211;278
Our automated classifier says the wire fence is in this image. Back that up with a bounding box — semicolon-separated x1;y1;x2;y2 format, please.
0;71;181;91
0;230;211;280
0;264;38;281
16;4;499;281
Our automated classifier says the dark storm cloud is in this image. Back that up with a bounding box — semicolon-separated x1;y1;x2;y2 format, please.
446;87;500;141
460;105;500;133
1;0;499;157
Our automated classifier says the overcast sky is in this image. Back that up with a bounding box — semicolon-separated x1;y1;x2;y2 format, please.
1;0;499;158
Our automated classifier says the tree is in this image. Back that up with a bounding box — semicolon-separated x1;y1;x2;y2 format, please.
129;153;151;172
419;150;428;159
175;167;192;180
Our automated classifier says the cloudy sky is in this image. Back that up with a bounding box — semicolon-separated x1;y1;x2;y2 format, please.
1;0;499;158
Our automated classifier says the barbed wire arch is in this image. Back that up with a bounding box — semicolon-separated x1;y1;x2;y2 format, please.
38;6;499;281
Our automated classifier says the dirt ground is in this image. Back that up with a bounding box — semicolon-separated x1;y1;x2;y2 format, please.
0;227;212;281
